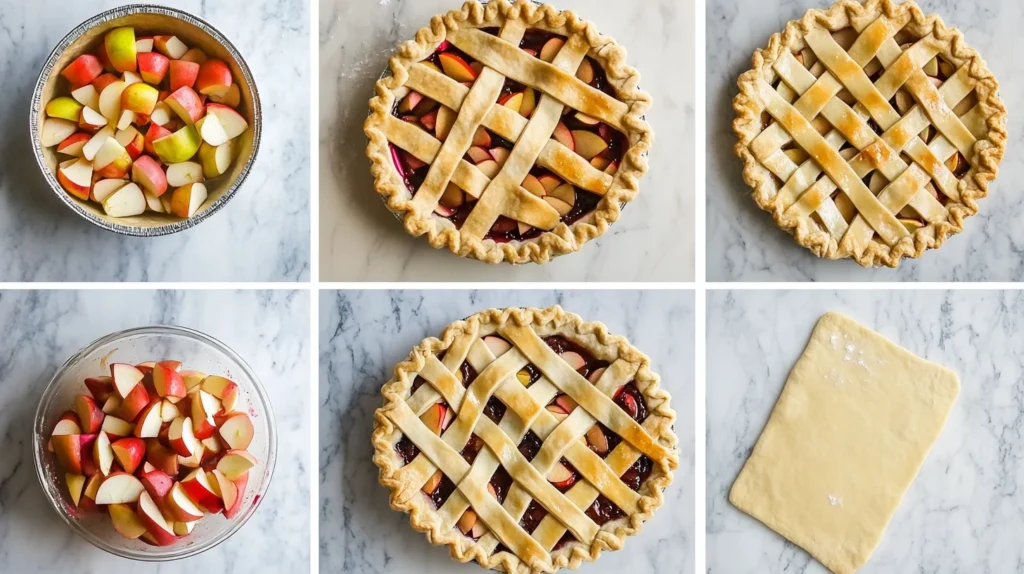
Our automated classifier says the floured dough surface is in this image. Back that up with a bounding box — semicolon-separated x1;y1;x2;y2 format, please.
729;312;959;574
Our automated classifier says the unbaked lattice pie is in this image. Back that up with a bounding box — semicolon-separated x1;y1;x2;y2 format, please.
371;307;677;573
365;1;653;264
733;0;1007;268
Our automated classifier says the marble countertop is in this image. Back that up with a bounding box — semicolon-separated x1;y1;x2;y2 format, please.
319;290;695;572
707;290;1024;573
0;0;309;282
706;0;1024;281
0;290;310;572
319;0;695;282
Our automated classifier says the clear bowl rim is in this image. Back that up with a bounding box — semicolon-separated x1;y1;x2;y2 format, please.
28;3;264;237
31;324;278;561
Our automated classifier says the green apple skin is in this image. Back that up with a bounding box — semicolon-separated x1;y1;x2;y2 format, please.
153;125;201;164
46;97;84;122
105;27;138;73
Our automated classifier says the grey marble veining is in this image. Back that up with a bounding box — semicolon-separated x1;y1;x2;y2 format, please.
707;290;1024;573
0;290;310;572
319;290;695;573
319;0;695;282
0;0;309;282
706;0;1024;281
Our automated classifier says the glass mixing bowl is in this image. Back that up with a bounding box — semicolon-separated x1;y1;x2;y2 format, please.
32;325;277;561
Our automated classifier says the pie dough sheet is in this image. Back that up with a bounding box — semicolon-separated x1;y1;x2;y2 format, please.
729;312;959;574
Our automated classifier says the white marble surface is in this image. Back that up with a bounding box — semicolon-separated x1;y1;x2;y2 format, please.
319;290;695;572
707;290;1024;573
0;0;309;282
319;0;695;281
0;290;310;571
706;0;1024;281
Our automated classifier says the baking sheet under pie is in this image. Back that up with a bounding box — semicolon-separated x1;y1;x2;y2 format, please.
729;312;959;574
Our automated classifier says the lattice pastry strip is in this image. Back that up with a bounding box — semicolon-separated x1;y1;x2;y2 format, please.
391;338;645;564
733;0;1007;267
365;1;653;265
373;306;677;574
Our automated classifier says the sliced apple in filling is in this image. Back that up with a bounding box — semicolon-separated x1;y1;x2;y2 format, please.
499;92;524;113
576;59;595;84
398;91;423;114
422;470;442;494
539;38;564;63
560;351;586;371
538;174;562;194
439;53;477;82
549;183;575;206
573;130;609;160
522;174;546;197
467;146;492;164
472;127;492;147
520;88;537;117
586;425;609;455
490;147;510;167
436;106;456;140
552;122;574;151
547;461;576;489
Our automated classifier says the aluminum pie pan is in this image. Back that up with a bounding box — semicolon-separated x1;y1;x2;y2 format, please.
30;4;262;237
366;7;648;262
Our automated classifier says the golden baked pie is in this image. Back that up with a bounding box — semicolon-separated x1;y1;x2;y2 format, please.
733;0;1007;267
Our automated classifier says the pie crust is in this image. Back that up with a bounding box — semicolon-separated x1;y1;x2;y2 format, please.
371;306;677;573
730;312;959;573
733;0;1007;267
365;1;653;264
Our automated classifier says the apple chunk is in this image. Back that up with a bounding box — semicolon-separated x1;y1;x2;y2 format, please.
132;155;168;198
170;182;208;219
104;27;137;73
153;363;186;397
165;162;204;187
103;182;147;218
138;52;169;84
52;434;83;474
57;158;93;201
111;363;144;397
136;491;178;546
218;412;254;450
198;140;236;178
168;416;198;457
201;375;239;411
93;431;115;475
62;54;103;88
133;400;163;438
166;482;204;522
153;125;201;164
109;503;148;539
66;473;86;507
42;118;79;147
205;103;247;139
195;59;233;95
166;86;204;125
111;437;145;474
94;472;145;504
216;449;257;480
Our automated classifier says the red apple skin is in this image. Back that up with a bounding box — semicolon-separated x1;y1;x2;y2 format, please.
139;468;175;502
138;52;170;85
182;470;222;513
74;395;105;433
146;439;179;476
166;86;204;124
58;132;91;155
195;59;233;95
223;472;248;519
78;434;99;476
153;364;186;397
61;55;103;88
132;155;168;197
51;434;83;474
136;493;178;546
144;124;173;156
117;384;151;422
111;437;145;473
57;170;90;201
92;73;119;94
84;376;115;403
169;60;200;91
133;401;163;437
122;132;145;159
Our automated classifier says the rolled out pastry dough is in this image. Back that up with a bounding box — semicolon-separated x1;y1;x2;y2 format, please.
729;312;959;574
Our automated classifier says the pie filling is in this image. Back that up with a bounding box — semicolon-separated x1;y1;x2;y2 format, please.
389;29;627;243
395;334;653;547
763;27;975;237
